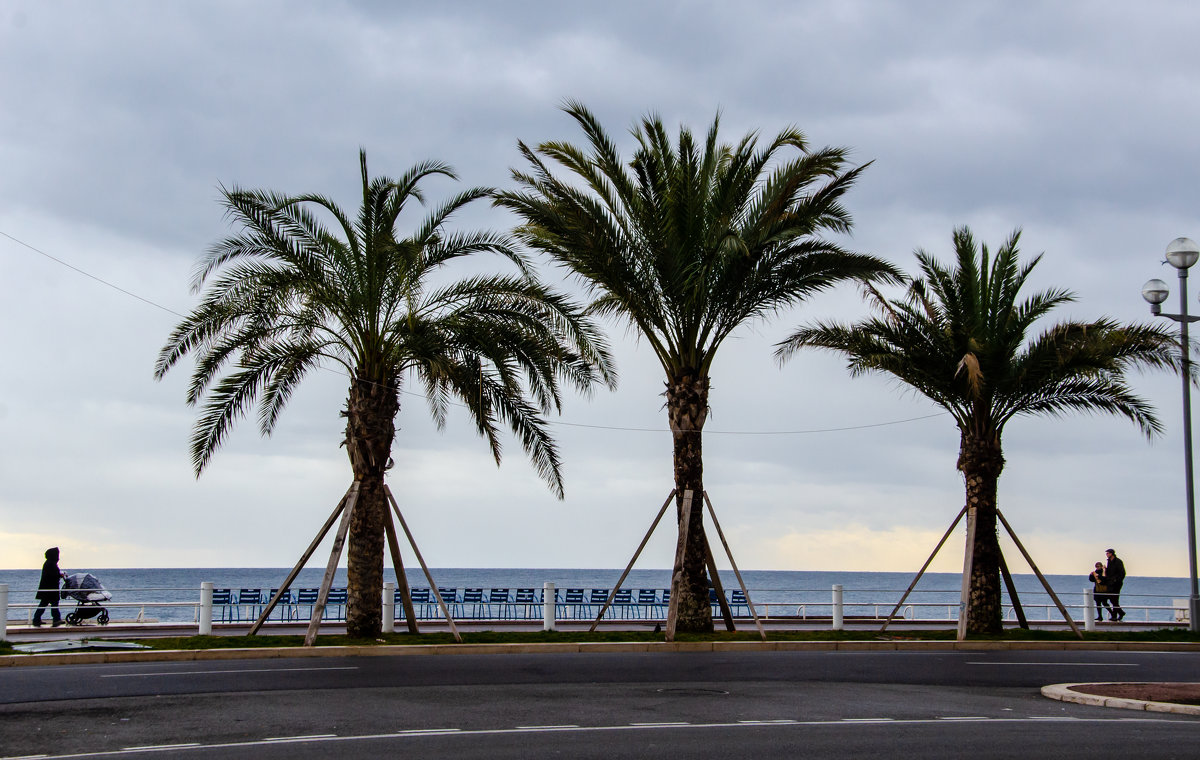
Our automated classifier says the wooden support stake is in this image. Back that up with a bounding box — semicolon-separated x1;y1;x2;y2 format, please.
704;543;735;632
589;490;676;632
304;482;359;646
998;547;1028;629
385;485;461;643
957;505;978;642
249;484;354;636
384;507;420;634
664;489;694;643
997;508;1082;639
702;492;765;642
880;505;968;633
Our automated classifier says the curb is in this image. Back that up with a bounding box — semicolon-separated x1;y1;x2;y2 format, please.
1041;683;1200;716
3;639;1200;667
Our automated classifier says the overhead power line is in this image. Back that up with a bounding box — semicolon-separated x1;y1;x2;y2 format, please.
2;228;946;436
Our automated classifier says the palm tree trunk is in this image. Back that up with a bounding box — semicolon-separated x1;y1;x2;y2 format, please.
666;369;714;634
958;432;1005;635
343;374;399;639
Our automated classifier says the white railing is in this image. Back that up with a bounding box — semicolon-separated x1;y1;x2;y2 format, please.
3;583;1191;637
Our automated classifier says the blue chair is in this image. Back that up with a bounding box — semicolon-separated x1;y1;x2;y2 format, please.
409;588;432;619
661;587;672;616
730;589;750;617
562;588;586;619
589;589;611;619
437;588;460;618
211;588;234;622
325;588;348;620
296;588;319;620
237;588;262;621
461;588;485;619
513;588;540;620
637;589;659;619
268;588;293;621
487;588;511;619
611;588;634;619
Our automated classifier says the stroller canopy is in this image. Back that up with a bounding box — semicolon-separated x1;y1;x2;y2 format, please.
62;573;112;602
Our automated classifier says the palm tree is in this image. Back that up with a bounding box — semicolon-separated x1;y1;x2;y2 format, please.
494;102;899;632
778;226;1178;634
156;150;615;638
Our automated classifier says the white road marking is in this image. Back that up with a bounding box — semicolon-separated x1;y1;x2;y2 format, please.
966;662;1139;666
840;718;894;722
630;721;690;726
262;734;337;742
514;725;580;730
101;666;359;678
3;716;1190;760
938;717;989;721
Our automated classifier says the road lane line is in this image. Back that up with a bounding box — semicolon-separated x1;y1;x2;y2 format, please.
4;717;1190;760
964;657;1132;662
514;725;580;730
101;666;359;678
262;734;337;741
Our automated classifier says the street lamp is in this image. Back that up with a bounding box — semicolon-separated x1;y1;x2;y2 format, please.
1142;236;1200;632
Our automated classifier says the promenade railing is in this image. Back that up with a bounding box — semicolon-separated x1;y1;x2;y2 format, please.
1;582;1192;640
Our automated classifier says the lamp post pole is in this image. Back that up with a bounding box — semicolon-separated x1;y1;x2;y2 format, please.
1143;237;1200;632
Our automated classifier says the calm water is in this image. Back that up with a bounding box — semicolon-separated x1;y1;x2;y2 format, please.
1;567;1190;624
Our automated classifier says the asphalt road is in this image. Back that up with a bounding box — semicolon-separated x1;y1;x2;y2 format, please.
2;650;1199;759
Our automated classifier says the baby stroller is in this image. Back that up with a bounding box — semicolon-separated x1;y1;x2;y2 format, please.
61;573;112;626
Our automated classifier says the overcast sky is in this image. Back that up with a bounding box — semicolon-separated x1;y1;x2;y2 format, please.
3;1;1199;578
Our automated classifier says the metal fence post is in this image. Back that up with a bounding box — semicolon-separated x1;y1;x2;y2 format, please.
832;584;844;631
199;582;213;636
383;582;395;633
1084;588;1095;632
0;584;7;641
543;582;556;631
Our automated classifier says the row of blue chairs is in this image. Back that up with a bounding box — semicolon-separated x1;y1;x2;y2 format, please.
210;586;753;622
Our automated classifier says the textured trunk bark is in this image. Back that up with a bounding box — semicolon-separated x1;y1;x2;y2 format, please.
959;431;1004;635
343;374;398;639
666;369;714;634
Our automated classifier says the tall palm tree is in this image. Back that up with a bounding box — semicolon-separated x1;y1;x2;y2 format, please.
156;150;615;638
778;226;1178;633
494;102;899;632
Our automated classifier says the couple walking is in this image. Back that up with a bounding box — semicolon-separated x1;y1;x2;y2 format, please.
1088;548;1126;622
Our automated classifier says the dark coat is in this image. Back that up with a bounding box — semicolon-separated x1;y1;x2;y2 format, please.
1106;556;1126;592
36;547;61;602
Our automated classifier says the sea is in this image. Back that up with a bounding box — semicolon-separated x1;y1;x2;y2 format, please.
1;568;1191;625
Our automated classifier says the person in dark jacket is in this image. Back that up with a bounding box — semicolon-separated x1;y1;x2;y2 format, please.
1105;548;1126;621
32;546;64;627
1089;561;1113;621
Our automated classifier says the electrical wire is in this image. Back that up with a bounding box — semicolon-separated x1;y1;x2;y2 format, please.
2;228;946;436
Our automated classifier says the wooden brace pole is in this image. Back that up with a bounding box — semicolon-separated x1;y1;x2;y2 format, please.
589;490;676;632
996;508;1082;639
384;506;420;633
304;482;359;646
956;505;978;642
664;489;694;643
249;484;354;636
703;492;766;642
385;485;462;643
880;505;968;634
998;548;1028;629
